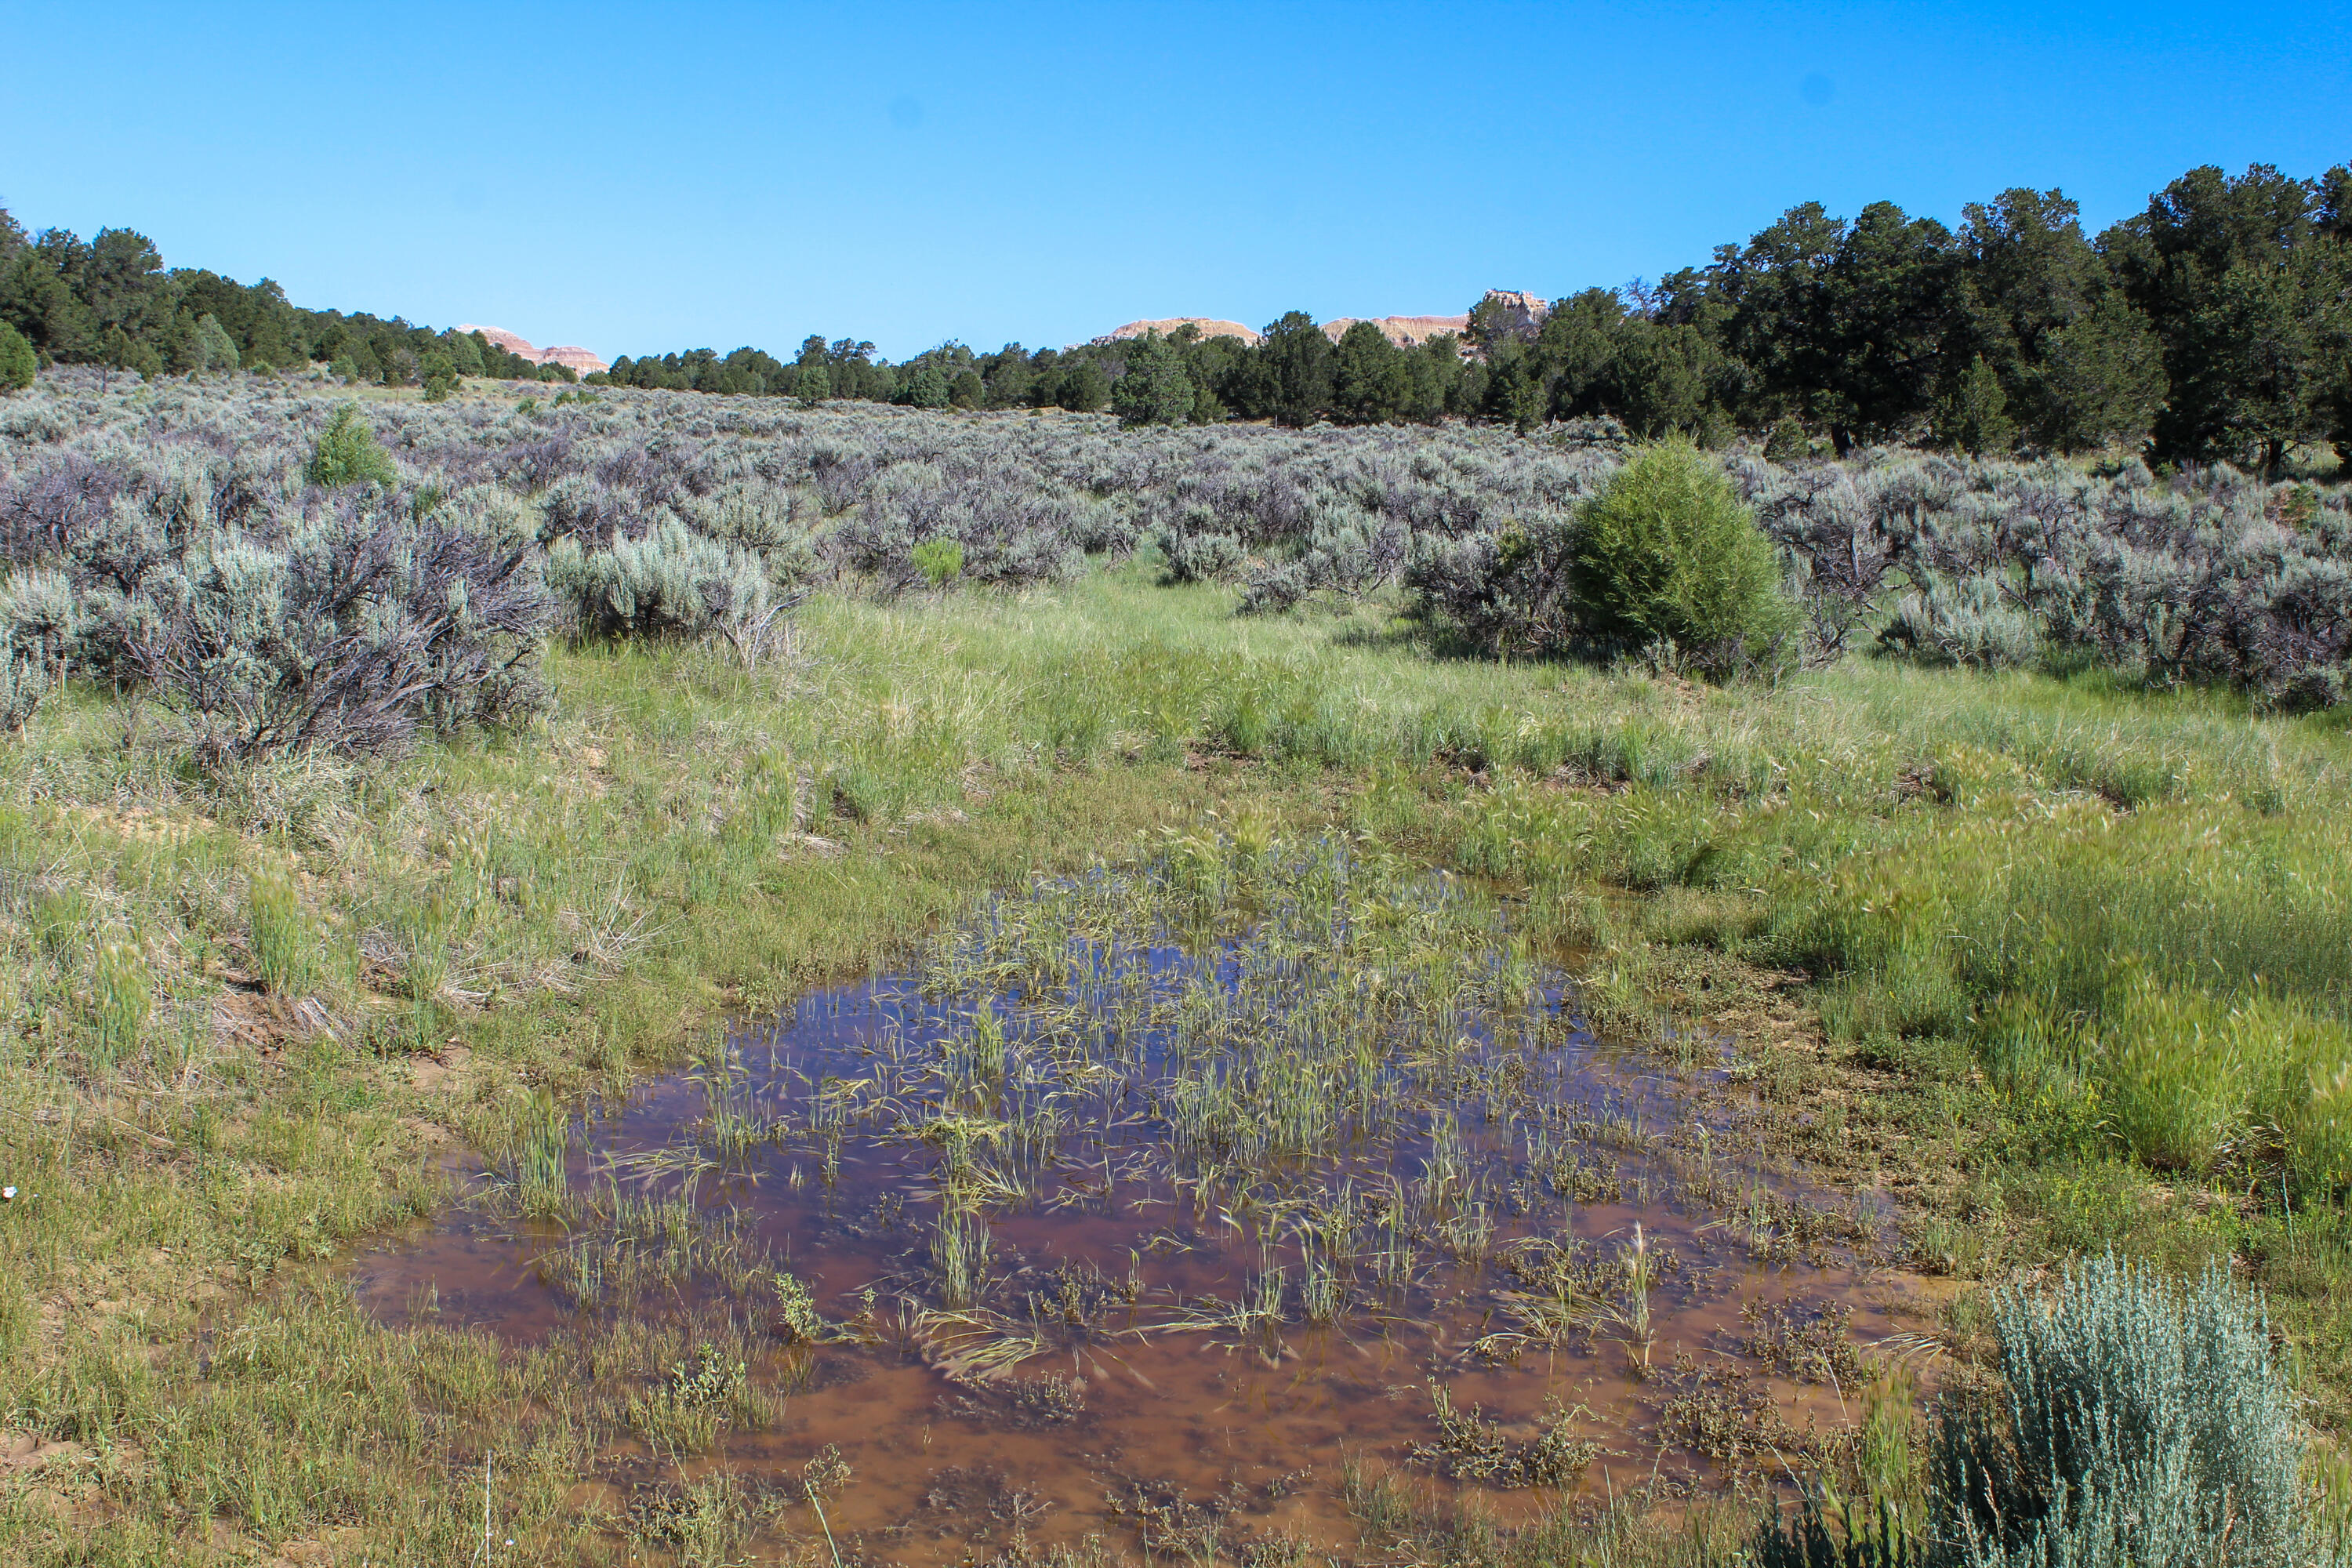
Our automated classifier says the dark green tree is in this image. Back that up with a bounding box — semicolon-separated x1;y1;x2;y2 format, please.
1483;340;1548;432
441;329;485;377
0;234;95;362
2038;292;2167;452
2106;163;2352;470
1818;201;1963;447
1331;321;1409;423
909;363;952;408
1057;359;1109;412
0;318;34;391
1403;333;1461;422
1534;288;1627;419
1109;331;1196;426
979;343;1034;407
192;313;241;375
1935;354;2016;454
1960;190;2102;442
1254;311;1334;426
1606;318;1724;437
797;363;831;406
1709;201;1961;450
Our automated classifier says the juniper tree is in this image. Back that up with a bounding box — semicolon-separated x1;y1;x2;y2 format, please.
0;319;34;391
191;312;240;376
1110;332;1196;426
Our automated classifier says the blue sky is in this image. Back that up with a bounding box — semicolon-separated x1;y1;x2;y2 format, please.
4;2;2346;360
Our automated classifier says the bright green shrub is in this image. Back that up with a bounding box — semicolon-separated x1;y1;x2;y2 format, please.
911;539;964;587
191;313;241;376
0;319;34;392
1573;438;1793;673
304;405;397;488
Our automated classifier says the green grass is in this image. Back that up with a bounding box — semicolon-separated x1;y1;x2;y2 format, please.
3;561;2351;1562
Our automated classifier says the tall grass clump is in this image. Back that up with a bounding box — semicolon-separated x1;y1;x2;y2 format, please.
89;939;151;1065
247;867;316;996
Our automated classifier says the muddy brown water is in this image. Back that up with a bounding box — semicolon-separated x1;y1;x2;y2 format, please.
347;858;1944;1563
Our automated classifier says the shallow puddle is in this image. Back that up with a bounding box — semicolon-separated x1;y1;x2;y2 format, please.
349;836;1944;1563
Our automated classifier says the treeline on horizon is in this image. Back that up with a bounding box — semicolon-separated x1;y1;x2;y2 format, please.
612;160;2352;473
0;209;579;395
7;159;2350;470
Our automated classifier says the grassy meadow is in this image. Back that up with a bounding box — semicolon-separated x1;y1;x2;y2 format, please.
3;411;2352;1559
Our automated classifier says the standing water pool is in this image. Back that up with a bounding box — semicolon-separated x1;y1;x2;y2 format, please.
347;833;1943;1563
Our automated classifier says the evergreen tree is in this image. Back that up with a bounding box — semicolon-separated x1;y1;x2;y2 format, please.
1255;311;1334;426
1572;440;1792;671
1936;354;2016;454
442;330;485;377
1606;318;1722;438
1405;333;1462;422
1331;321;1408;423
1817;201;1963;447
1958;188;2131;448
1057;359;1109;413
909;363;952;408
1483;341;1549;433
0;318;34;391
2107;163;2352;471
1710;200;1960;450
1534;288;1626;419
1109;332;1196;426
797;364;831;407
192;312;240;375
2038;292;2167;452
306;405;397;488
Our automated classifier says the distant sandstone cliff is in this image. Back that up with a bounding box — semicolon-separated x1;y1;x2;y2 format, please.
1091;291;1548;351
456;325;610;379
1318;314;1468;347
1097;318;1264;346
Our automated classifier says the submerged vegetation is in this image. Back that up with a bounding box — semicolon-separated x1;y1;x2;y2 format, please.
0;368;2349;1563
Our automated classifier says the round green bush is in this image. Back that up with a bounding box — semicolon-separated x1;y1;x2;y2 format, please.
0;320;35;393
1572;438;1792;673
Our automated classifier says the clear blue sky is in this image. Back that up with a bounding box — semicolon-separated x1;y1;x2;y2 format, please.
4;2;2345;361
